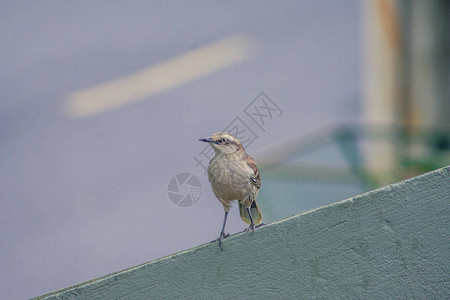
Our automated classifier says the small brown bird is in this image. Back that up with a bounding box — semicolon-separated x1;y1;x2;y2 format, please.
199;132;263;250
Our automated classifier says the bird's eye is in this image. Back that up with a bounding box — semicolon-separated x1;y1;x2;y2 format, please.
221;138;228;144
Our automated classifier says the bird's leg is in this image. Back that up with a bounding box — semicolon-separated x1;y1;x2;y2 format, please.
211;211;229;250
244;207;255;232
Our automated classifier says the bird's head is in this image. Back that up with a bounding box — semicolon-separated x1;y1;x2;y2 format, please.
199;132;243;155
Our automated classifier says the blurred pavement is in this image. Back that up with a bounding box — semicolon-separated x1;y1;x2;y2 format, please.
0;1;361;299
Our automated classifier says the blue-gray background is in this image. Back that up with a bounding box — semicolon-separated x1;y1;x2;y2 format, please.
0;1;361;299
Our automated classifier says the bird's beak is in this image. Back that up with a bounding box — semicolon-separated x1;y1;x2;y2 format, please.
199;137;216;144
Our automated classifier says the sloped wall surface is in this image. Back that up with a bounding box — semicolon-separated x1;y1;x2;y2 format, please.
36;166;449;299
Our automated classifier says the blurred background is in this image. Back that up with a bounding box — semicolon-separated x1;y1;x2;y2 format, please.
1;1;448;299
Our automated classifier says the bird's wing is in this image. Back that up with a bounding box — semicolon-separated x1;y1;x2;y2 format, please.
246;154;261;189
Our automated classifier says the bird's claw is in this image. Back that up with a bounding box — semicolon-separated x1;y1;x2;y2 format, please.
211;233;230;251
244;224;255;232
244;223;265;232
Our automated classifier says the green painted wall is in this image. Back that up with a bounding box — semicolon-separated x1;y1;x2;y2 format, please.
35;166;449;299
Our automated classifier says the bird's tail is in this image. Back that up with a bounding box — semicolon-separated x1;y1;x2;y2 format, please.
239;201;263;225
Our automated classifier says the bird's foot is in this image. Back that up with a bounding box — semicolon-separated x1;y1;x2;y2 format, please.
244;223;265;232
211;233;230;251
244;224;255;232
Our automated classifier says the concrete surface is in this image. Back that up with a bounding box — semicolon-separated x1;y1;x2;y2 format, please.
35;166;449;299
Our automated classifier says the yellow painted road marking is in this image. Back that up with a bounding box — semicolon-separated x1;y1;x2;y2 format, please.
64;34;254;118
